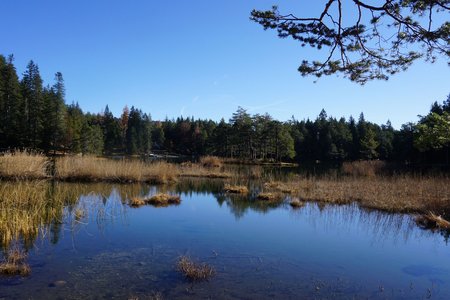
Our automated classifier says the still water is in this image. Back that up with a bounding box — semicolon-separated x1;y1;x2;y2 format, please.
1;180;449;299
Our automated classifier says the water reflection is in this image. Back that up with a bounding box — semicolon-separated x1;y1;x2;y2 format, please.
0;180;449;299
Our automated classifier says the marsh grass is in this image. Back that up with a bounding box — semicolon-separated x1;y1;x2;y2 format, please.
180;163;231;179
0;247;31;276
176;256;215;281
289;198;304;208
146;193;181;207
224;184;249;194
265;175;450;214
341;160;387;177
55;156;179;184
129;197;146;208
0;150;49;180
199;156;223;168
256;192;282;201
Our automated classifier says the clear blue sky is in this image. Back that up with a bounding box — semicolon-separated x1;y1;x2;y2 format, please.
1;0;449;128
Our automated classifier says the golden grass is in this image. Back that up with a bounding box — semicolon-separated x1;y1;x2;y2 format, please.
264;181;298;194
265;176;450;213
180;163;231;179
199;156;223;168
416;212;450;230
256;192;282;201
224;184;249;194
129;197;146;208
0;150;49;180
289;198;304;208
341;160;387;177
146;193;181;207
176;256;215;281
55;156;179;184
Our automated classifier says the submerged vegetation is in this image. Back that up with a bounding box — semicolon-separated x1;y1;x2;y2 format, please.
0;247;30;276
176;256;215;281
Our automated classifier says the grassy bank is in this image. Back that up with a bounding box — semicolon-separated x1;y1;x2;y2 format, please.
0;152;231;183
264;175;450;215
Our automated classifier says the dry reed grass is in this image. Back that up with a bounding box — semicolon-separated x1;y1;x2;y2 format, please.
55;156;179;184
266;176;450;214
256;192;282;201
176;256;215;281
199;156;223;168
224;184;249;194
180;163;231;179
290;198;304;208
129;197;146;208
341;160;387;177
146;193;181;207
0;247;31;276
0;150;49;180
264;181;298;194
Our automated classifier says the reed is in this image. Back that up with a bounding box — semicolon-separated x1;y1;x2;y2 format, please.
0;247;31;276
146;193;181;207
199;156;223;168
256;192;282;201
55;156;179;184
224;184;249;194
176;256;215;281
289;198;304;208
265;175;450;214
180;163;231;179
0;150;49;180
341;160;387;177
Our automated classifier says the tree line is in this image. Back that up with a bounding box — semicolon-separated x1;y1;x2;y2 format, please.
1;54;449;165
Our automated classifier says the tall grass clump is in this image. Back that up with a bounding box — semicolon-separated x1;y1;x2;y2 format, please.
341;160;387;177
0;246;31;276
176;256;215;281
55;156;179;183
0;150;49;180
199;156;223;168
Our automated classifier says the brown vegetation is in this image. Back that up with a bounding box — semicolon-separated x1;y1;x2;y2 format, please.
146;193;181;207
180;163;231;179
256;192;282;201
266;176;450;214
341;160;387;177
289;198;304;208
176;256;215;281
0;150;49;180
55;156;179;184
224;184;249;194
129;197;146;208
0;247;31;276
199;156;223;168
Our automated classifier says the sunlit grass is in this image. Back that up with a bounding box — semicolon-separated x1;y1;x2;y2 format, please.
55;156;179;184
0;150;49;180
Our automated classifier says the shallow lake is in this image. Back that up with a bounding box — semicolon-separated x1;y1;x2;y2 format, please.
1;179;449;299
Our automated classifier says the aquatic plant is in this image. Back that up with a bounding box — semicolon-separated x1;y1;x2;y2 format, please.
223;184;249;194
289;198;304;208
129;197;146;208
256;192;281;201
176;256;215;281
146;193;181;207
0;247;31;276
55;156;179;184
341;160;387;177
199;156;223;168
0;150;49;180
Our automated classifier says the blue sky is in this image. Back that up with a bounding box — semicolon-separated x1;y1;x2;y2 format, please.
1;0;449;128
